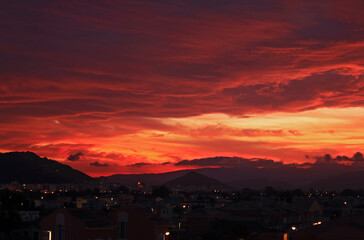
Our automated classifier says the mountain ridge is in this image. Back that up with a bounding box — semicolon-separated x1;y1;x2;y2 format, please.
0;151;93;184
2;152;364;190
165;171;226;188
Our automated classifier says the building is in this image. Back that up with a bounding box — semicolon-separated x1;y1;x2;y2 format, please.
109;206;172;240
40;208;115;240
291;216;364;240
40;206;172;240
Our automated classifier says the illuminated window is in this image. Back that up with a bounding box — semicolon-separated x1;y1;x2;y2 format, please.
283;233;288;240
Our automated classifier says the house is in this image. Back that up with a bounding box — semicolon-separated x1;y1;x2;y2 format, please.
9;223;39;240
40;208;115;240
290;216;364;240
40;206;173;240
17;211;40;222
109;206;172;240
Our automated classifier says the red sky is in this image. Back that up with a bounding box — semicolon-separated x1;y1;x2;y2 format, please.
1;0;364;177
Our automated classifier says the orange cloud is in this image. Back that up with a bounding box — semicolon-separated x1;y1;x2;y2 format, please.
1;0;364;176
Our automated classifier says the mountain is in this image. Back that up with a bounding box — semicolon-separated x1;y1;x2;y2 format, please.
0;151;93;184
4;152;364;189
103;157;364;190
103;170;191;186
307;171;364;190
165;171;226;188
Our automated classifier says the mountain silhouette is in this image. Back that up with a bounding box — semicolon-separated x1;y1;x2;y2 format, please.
0;151;92;184
307;171;364;190
3;152;364;189
165;171;226;188
104;157;364;190
103;170;191;186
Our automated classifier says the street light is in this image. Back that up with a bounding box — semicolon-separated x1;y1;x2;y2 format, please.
47;231;52;240
163;232;170;240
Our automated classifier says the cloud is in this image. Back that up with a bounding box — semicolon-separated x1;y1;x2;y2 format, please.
1;0;364;176
126;161;171;167
315;152;364;163
1;0;363;121
127;162;152;168
188;124;287;137
288;130;302;136
223;70;364;113
67;152;83;161
175;156;283;168
90;161;109;167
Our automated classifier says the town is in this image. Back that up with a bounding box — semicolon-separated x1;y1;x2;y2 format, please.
1;175;364;240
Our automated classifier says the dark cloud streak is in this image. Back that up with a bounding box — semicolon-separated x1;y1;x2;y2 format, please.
90;161;109;167
67;152;83;161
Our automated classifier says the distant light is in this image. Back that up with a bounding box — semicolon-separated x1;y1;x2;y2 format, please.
317;221;322;225
291;226;296;231
165;232;170;236
344;201;347;205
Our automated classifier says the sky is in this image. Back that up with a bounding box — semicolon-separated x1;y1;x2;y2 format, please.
1;0;364;177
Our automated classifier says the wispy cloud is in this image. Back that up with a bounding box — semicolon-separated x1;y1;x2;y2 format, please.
1;0;364;175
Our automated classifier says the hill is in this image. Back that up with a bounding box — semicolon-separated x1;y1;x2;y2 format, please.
103;170;190;186
165;171;226;188
307;171;364;190
0;151;93;184
104;159;364;190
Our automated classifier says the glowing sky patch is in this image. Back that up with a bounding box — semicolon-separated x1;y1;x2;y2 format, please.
1;0;364;176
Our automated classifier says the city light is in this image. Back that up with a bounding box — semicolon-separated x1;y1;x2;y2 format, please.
47;230;52;240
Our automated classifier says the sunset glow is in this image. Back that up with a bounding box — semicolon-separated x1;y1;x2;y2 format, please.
1;0;364;176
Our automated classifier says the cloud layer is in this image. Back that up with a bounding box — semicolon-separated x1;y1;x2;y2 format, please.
1;0;364;176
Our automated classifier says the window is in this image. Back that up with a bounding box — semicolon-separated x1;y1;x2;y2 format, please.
56;224;65;240
119;221;127;240
118;212;128;240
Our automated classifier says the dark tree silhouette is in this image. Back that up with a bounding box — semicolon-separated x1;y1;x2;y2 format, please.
152;185;170;199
